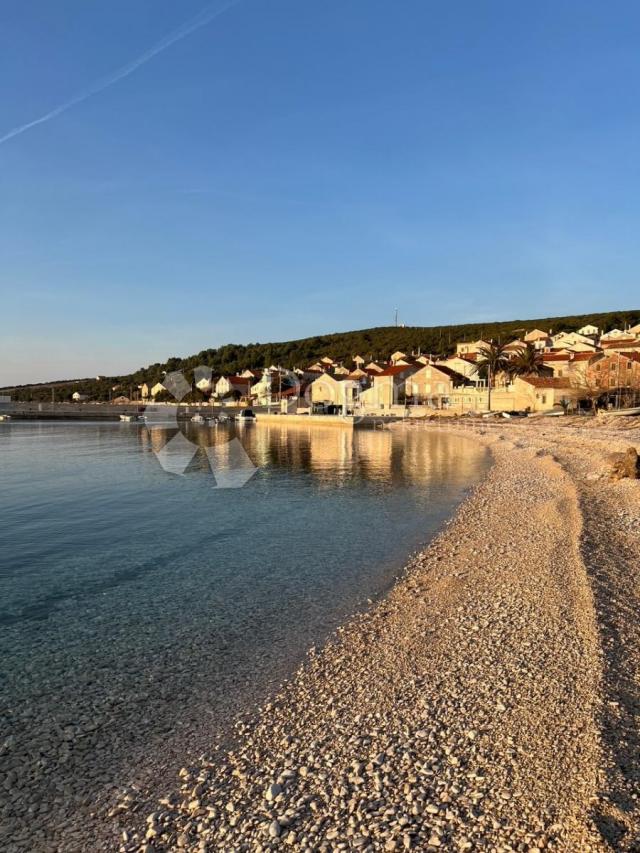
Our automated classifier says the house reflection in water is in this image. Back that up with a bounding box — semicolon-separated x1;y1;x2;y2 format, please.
137;422;487;492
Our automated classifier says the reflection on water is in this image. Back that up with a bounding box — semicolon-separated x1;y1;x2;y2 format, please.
141;421;484;487
0;421;488;849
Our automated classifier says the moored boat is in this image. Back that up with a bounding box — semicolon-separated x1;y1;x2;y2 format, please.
235;409;256;423
604;406;640;417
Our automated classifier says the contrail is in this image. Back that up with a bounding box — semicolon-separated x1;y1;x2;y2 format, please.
0;0;241;146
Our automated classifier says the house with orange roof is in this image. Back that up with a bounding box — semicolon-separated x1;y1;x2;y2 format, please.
215;375;253;399
588;352;640;398
600;338;640;353
360;364;421;409
513;376;581;412
541;350;599;380
406;364;472;408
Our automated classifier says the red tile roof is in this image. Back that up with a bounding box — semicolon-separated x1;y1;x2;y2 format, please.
519;377;574;388
601;339;640;348
571;352;599;361
542;351;597;362
378;365;418;377
599;352;640;364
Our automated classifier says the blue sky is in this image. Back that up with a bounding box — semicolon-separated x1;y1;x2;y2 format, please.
1;0;640;384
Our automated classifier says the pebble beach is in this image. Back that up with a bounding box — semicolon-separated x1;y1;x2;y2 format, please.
101;416;640;853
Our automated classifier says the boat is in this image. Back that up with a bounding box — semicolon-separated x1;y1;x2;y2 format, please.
206;416;219;425
191;414;206;424
217;414;230;423
119;414;141;422
0;415;11;422
235;409;256;423
604;406;640;417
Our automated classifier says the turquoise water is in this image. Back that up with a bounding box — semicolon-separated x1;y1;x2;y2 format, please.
0;420;488;849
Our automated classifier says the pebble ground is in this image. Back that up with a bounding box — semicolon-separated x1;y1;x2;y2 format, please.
106;417;640;853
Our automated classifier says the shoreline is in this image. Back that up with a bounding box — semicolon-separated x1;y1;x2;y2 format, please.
3;425;490;853
106;417;640;852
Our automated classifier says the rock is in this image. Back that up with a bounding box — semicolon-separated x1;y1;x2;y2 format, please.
610;447;640;479
269;820;281;838
266;783;282;801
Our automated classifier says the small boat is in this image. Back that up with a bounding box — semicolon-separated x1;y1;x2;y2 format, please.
191;414;206;424
0;415;11;422
605;406;640;417
120;414;141;422
206;416;219;425
217;414;230;423
235;409;256;423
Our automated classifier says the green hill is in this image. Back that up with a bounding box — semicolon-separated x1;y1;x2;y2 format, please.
4;308;639;402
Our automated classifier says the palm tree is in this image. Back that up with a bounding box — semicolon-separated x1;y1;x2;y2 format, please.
473;341;511;410
509;342;547;378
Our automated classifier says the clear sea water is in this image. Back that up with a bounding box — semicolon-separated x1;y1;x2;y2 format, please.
0;420;488;850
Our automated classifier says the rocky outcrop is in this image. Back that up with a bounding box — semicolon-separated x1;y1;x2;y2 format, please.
610;447;640;480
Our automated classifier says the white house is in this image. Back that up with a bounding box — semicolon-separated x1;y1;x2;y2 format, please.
577;324;599;337
309;374;360;412
455;339;491;357
551;331;598;350
194;366;214;393
524;329;552;349
215;375;252;398
250;372;273;404
436;356;482;381
601;328;628;340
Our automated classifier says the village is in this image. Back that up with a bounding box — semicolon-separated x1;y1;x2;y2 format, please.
130;321;640;416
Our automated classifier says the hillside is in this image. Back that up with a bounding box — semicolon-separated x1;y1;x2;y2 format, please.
4;308;639;402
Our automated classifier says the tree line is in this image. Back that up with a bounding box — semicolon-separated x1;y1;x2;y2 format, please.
4;309;639;402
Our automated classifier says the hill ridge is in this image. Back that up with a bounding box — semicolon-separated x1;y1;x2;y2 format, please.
4;308;639;400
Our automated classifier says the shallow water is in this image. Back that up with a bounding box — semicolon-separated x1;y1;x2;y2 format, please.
0;420;489;849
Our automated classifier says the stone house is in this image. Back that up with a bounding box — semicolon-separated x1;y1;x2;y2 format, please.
359;365;421;409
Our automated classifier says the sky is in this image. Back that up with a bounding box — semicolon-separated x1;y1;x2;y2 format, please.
1;0;640;385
